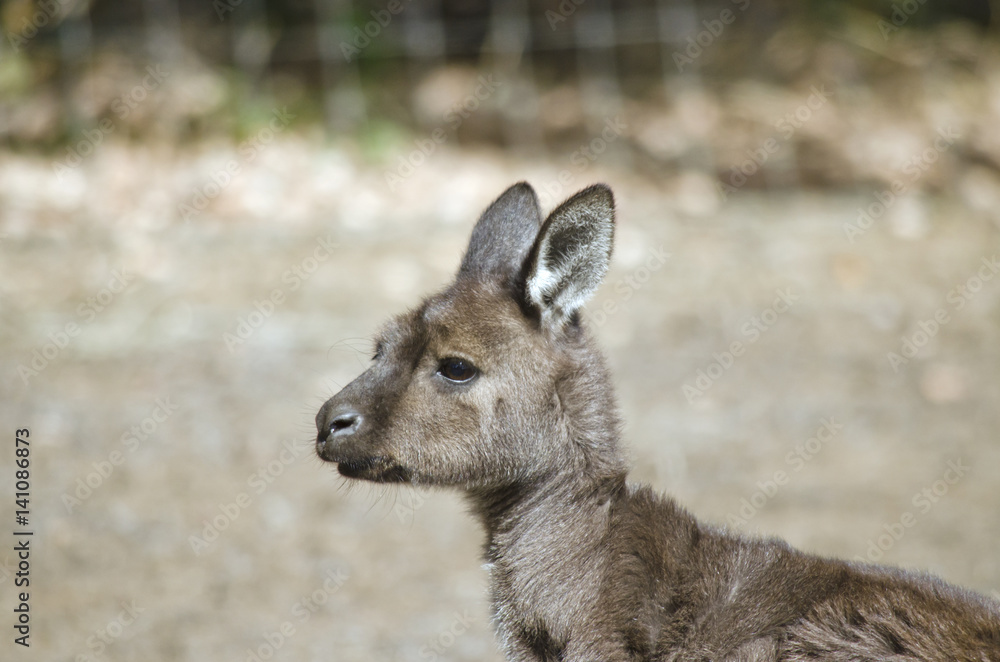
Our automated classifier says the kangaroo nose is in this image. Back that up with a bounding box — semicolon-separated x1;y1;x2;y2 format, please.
318;408;363;445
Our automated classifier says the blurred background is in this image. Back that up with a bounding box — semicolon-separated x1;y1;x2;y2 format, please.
2;0;1000;660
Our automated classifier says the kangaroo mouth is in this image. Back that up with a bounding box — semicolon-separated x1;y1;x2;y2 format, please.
336;456;411;483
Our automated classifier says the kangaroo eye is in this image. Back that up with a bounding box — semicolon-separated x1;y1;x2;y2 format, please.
438;358;477;383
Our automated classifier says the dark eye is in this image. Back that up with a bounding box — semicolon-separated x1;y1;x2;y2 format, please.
438;358;478;383
373;342;384;361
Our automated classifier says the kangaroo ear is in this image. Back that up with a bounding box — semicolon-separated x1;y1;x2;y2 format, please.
459;182;542;281
525;184;614;329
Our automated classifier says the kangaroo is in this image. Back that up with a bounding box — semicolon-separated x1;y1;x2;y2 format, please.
315;182;1000;661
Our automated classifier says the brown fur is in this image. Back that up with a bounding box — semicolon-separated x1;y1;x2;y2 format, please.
316;182;1000;661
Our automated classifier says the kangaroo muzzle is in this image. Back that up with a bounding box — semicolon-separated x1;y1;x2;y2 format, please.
315;399;411;483
315;402;363;459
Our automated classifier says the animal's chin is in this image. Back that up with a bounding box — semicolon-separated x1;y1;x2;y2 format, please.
336;457;411;483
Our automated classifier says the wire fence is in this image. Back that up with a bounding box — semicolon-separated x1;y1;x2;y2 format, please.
2;0;998;194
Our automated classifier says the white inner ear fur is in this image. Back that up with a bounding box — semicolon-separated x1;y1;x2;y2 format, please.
526;247;560;306
527;198;613;326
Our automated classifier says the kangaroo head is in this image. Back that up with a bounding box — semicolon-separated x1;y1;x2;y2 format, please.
315;182;625;489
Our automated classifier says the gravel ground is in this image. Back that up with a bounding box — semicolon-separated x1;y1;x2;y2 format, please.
1;138;999;661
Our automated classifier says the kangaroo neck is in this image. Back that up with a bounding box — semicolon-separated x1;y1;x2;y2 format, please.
466;471;627;562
